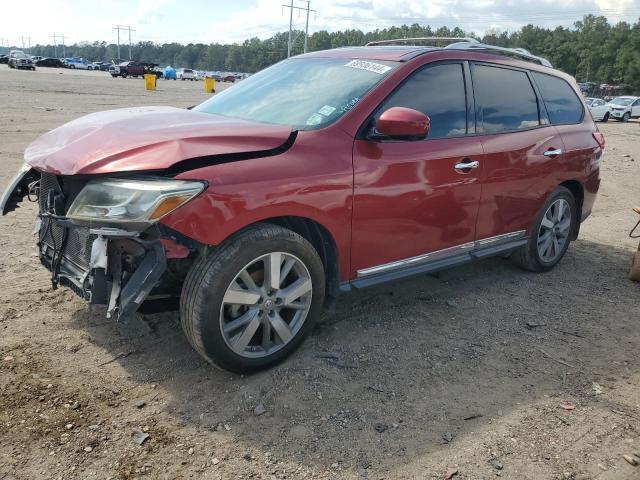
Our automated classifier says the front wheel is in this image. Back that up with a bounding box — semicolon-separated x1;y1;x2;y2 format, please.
181;224;325;372
623;112;631;122
511;186;576;272
602;112;609;122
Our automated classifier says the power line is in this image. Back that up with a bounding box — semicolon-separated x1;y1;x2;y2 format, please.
20;36;32;52
282;0;316;57
113;25;135;60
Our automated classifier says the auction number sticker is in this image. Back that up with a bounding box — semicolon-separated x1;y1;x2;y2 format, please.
344;60;392;75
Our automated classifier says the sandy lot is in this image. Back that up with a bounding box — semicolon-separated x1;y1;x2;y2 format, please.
0;66;639;480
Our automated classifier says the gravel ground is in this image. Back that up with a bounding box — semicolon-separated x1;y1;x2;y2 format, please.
0;66;639;480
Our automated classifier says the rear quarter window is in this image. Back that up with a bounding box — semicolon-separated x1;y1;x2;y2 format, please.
532;72;583;125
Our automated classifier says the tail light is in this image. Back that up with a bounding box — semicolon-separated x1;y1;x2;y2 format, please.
592;132;605;150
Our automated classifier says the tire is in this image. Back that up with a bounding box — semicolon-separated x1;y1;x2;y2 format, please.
623;112;631;122
181;224;325;372
602;113;609;122
511;186;577;272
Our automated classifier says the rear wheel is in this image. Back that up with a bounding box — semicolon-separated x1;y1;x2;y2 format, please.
181;224;325;372
511;186;576;272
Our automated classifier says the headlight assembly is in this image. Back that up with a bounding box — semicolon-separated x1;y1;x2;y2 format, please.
67;178;205;227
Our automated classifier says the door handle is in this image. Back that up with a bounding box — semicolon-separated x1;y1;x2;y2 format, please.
543;148;562;157
454;159;480;172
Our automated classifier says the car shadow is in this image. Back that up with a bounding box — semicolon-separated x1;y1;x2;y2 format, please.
69;237;640;475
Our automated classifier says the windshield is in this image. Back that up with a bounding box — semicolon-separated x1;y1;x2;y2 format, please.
194;58;397;129
610;97;634;106
13;52;27;58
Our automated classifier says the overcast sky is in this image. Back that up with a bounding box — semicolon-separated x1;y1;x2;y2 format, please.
3;0;640;47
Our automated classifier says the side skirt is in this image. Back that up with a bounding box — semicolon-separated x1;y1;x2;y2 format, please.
340;236;528;291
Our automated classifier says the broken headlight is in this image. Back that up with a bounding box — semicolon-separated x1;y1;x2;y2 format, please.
67;178;205;227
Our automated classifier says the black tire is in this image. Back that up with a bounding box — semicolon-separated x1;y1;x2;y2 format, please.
511;186;577;272
602;113;609;122
623;112;631;122
180;224;325;372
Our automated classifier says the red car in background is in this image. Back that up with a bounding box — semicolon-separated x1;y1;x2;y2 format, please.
1;38;602;372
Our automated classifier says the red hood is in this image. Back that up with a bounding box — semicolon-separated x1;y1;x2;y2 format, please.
25;106;293;175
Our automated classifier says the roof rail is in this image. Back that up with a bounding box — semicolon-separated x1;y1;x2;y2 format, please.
366;37;479;47
364;36;552;68
444;42;553;67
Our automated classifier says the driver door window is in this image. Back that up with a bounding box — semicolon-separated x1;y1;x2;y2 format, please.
377;63;469;139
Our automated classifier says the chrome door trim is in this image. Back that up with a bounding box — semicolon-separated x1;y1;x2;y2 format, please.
356;230;527;278
474;230;526;247
357;241;475;278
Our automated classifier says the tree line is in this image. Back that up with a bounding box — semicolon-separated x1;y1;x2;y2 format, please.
12;14;640;92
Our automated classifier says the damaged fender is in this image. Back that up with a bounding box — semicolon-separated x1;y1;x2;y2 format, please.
0;164;38;215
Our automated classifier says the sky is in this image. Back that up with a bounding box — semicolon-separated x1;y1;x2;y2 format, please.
2;0;640;48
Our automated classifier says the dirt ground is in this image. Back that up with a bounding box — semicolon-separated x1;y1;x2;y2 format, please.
0;66;639;480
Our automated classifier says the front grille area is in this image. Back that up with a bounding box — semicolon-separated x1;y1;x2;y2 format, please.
38;173;94;271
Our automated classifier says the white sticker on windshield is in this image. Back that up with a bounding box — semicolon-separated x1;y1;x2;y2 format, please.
318;105;336;116
306;113;324;126
344;59;392;75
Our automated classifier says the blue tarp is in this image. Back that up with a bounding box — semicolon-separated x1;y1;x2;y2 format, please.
163;66;176;79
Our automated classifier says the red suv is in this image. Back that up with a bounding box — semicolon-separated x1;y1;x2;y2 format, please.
1;39;602;372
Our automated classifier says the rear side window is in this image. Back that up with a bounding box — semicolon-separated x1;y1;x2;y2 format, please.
532;72;583;124
378;63;467;139
472;64;540;134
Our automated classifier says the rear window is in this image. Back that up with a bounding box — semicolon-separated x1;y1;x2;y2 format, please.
532;72;583;124
472;64;540;134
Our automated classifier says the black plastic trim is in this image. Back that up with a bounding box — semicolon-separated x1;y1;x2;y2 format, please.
346;238;528;289
164;130;298;176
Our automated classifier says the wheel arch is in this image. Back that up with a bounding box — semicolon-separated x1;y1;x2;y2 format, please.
220;216;341;307
559;179;584;240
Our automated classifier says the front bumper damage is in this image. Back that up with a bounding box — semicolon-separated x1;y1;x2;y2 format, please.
3;168;180;319
38;219;167;318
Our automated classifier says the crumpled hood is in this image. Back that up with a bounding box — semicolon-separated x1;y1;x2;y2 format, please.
25;106;294;175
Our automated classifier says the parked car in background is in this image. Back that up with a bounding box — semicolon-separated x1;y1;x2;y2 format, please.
177;68;195;80
109;61;145;78
66;58;93;70
608;96;640;122
30;55;44;63
1;39;603;372
222;74;236;83
8;50;35;70
0;55;8;64
96;62;113;71
35;57;65;68
588;98;611;122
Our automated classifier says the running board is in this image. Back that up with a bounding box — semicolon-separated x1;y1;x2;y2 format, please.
345;237;528;290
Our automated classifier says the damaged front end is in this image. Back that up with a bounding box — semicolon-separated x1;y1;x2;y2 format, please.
2;167;204;319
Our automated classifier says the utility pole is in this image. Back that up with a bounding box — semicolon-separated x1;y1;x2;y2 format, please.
282;1;315;57
51;34;58;58
287;0;293;58
19;36;32;52
113;25;135;60
60;34;67;58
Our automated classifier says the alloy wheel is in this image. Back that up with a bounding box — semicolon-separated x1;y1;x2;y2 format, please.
537;198;572;263
219;252;313;358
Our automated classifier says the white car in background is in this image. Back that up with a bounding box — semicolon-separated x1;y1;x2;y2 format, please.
587;98;611;122
176;68;195;81
608;96;640;122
